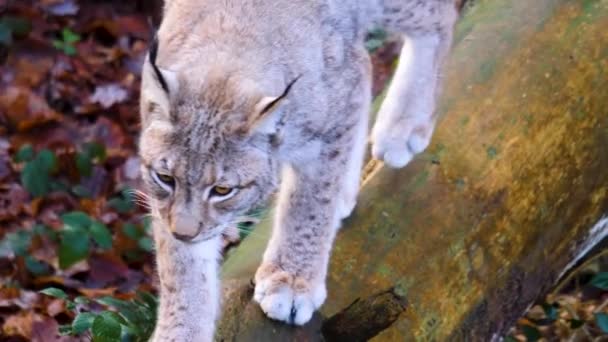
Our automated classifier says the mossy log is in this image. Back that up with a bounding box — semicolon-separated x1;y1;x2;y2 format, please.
217;0;608;340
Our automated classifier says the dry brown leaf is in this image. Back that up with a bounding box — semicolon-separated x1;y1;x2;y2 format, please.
0;87;60;132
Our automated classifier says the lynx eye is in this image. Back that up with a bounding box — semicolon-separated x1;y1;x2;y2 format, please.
211;186;233;197
151;170;175;190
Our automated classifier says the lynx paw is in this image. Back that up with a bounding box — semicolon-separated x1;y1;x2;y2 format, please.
370;119;434;168
253;262;326;325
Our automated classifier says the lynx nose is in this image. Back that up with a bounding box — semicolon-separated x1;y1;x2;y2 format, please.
170;214;200;241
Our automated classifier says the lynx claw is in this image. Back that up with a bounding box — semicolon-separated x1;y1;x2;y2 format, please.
253;263;326;325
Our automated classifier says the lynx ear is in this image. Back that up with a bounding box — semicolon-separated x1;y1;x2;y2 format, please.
248;76;300;135
140;37;179;125
148;36;179;95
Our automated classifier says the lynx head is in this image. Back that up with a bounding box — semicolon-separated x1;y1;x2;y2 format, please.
138;39;292;242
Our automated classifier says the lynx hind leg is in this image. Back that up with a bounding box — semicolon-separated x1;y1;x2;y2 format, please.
371;4;457;168
370;34;439;168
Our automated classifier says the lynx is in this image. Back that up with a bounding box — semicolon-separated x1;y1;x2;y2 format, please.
138;0;458;340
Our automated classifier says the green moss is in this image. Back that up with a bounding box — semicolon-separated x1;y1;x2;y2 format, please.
486;146;499;159
475;59;498;83
377;264;393;277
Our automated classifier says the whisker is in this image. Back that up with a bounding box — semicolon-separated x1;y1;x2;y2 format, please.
128;189;152;200
127;189;154;210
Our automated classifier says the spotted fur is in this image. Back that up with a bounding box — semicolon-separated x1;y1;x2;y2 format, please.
139;0;458;340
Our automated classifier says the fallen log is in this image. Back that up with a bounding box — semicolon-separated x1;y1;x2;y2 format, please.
217;0;608;340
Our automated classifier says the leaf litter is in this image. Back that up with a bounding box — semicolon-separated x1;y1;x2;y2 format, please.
1;0;605;341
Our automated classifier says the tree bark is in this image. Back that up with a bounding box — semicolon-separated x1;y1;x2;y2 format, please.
217;0;608;340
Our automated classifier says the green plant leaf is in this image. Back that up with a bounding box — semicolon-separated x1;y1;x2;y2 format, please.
62;211;92;230
52;39;64;50
74;296;89;305
71;184;92;198
50;180;70;192
62;28;80;44
92;311;123;341
0;16;31;44
66;301;76;311
75;152;93;177
20;149;57;197
521;324;541;341
0;231;32;256
0;25;11;44
541;302;558;321
25;255;51;276
142;216;152;233
136;291;158;310
52;28;80;56
368;27;387;40
64;43;77;55
52;28;79;56
595;313;608;333
83;142;106;162
21;161;50;196
90;222;112;249
14;144;34;162
107;197;133;213
32;224;46;234
37;149;57;171
97;297;141;327
365;38;384;52
58;324;73;336
96;296;127;308
72;312;97;334
590;272;608;290
137;237;153;252
40;287;68;300
122;223;141;240
1;16;31;35
59;225;90;269
365;27;387;52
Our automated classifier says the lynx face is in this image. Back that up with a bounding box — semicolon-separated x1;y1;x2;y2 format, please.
139;128;278;242
138;41;283;242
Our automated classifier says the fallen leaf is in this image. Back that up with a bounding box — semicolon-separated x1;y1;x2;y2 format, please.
87;253;129;287
2;311;34;339
12;57;54;88
77;287;117;297
89;84;128;109
42;0;79;16
122;156;140;181
45;298;64;317
0;289;38;311
31;314;79;342
0;87;60;132
84;116;132;152
0;157;12;182
0;184;29;222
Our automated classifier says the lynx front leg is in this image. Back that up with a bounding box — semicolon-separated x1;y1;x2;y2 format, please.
150;221;221;342
336;105;368;219
253;146;352;325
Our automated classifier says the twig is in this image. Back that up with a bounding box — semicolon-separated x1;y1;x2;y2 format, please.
321;287;408;342
552;248;608;295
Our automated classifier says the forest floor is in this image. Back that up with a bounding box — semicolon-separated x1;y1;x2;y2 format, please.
0;1;606;341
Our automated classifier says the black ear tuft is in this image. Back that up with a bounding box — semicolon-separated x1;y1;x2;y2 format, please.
259;75;302;114
149;35;170;93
